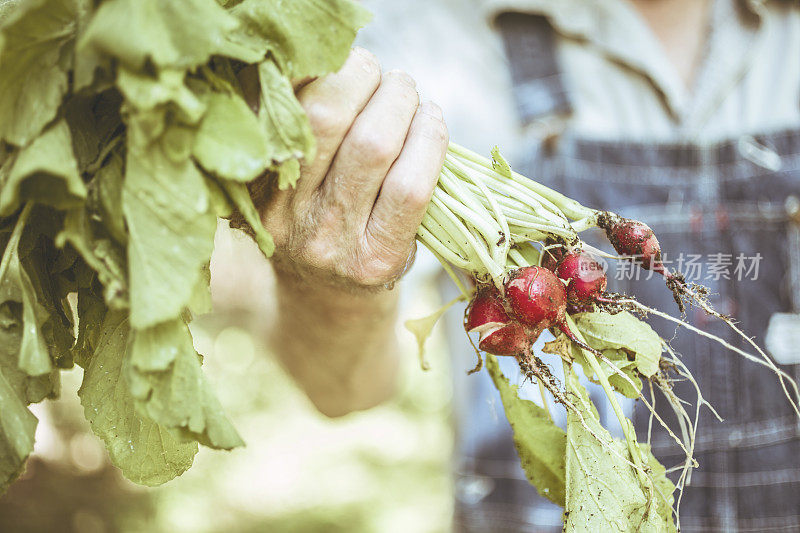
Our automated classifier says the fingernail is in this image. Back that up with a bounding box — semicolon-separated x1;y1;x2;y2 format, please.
386;69;416;88
420;101;443;120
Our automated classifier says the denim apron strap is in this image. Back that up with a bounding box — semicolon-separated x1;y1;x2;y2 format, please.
495;13;572;125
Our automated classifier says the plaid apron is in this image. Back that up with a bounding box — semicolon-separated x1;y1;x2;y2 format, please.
450;13;800;532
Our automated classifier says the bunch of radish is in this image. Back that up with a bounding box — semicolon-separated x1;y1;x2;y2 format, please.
419;144;793;388
408;143;800;527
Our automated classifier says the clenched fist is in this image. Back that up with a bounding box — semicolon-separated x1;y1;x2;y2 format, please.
256;47;448;416
261;47;448;292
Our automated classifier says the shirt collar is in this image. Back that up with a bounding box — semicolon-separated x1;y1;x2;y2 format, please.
481;0;768;122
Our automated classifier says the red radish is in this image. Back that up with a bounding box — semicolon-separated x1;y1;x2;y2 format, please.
475;321;529;356
599;215;665;273
505;266;567;330
504;266;599;351
556;251;608;304
465;286;529;356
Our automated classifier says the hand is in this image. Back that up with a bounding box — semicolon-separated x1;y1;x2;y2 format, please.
260;47;449;294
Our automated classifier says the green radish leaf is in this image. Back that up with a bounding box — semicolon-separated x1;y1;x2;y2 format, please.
0;120;86;217
0;240;53;377
123;123;217;329
490;146;513;178
573;311;662;378
126;318;244;450
204;176;234;219
193;90;271;182
257;59;316;166
215;0;242;8
603;353;642;400
71;0;109;93
486;355;566;505
0;302;59;404
0;0;373;491
643;444;677;529
56;207;128;309
564;369;675;532
63;92;123;173
72;287;107;368
117;67;205;125
79;311;198;486
79;0;263;71
230;0;371;79
186;263;213;319
0;0;80;146
87;151;127;245
0;365;38;494
549;335;642;400
217;180;274;258
276;159;301;191
21;237;77;369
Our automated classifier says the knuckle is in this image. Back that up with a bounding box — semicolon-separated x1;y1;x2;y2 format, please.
301;238;339;270
360;226;410;281
351;129;400;166
401;181;435;210
353;256;401;287
304;102;346;138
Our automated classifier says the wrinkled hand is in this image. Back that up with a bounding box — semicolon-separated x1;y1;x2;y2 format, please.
260;47;448;293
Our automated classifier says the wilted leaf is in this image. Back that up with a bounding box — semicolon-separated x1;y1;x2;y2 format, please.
123;123;217;328
0;120;86;217
0;366;37;493
276;158;301;190
0;237;53;376
79;0;262;71
117;67;205;125
486;355;566;505
564;369;674;532
490;146;513;178
216;180;274;258
78;311;198;486
230;0;371;79
56;207;128;308
193;90;271;182
0;0;79;146
258;59;315;165
0;303;59;403
127;318;244;450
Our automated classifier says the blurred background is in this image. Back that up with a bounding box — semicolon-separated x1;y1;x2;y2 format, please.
0;1;522;531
